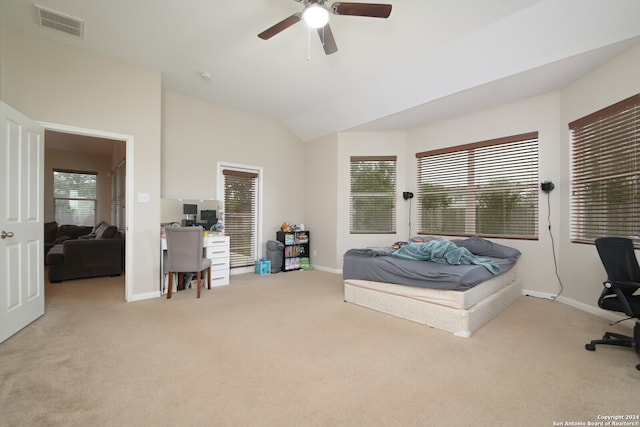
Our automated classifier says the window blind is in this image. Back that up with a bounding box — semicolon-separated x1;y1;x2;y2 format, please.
569;94;640;243
223;169;258;268
53;169;97;227
111;160;125;232
350;156;397;234
415;133;539;239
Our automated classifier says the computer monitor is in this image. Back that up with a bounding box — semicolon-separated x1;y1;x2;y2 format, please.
200;209;217;229
183;203;197;215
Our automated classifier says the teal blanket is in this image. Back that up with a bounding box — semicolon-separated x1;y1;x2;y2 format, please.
392;240;501;274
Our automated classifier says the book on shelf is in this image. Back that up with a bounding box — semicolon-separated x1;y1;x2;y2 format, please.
283;257;301;270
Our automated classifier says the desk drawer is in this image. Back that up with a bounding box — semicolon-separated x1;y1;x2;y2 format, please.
210;269;229;287
205;236;229;246
210;258;229;271
206;245;229;259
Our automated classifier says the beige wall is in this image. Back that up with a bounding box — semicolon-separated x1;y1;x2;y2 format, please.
335;131;408;271
44;148;113;223
161;91;305;256
304;133;339;271
557;43;640;310
0;27;162;301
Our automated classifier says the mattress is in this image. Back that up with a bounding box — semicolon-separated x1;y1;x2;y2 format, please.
344;265;517;310
343;253;517;291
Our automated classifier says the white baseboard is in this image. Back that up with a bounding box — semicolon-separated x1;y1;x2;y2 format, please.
521;288;634;330
127;290;161;302
310;264;341;274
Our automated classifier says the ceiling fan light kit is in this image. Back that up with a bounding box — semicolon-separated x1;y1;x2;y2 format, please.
258;1;392;55
303;4;330;28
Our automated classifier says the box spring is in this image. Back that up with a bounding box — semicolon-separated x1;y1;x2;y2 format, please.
343;269;521;337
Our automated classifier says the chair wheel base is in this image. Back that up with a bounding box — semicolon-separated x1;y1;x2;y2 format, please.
585;332;640;371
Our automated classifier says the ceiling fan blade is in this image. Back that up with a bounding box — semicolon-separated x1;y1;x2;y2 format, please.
258;13;301;40
332;2;392;18
317;24;338;55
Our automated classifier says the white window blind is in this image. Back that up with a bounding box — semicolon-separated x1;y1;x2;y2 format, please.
416;133;539;239
111;160;125;232
53;169;97;226
223;169;258;268
350;156;397;234
570;94;640;243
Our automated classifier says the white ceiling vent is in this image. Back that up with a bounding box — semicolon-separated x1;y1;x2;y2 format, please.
35;4;84;38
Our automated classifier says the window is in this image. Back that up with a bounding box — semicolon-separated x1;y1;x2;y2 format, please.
570;94;640;243
350;156;397;234
416;133;539;239
222;168;258;268
53;169;97;226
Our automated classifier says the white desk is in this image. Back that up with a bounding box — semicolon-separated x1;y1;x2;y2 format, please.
161;234;230;293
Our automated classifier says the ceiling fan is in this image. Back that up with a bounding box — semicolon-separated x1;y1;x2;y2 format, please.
258;0;392;55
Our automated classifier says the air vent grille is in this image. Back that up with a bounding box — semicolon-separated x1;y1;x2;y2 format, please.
35;4;84;38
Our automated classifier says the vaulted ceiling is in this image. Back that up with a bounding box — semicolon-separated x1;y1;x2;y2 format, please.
1;0;640;141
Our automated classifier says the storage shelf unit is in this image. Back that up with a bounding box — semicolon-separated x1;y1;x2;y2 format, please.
276;230;309;272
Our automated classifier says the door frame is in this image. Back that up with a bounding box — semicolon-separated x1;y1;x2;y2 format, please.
39;121;134;301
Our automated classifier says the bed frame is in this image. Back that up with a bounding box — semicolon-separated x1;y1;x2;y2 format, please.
343;267;521;337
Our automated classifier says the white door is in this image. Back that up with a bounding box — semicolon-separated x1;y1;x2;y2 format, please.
0;102;45;344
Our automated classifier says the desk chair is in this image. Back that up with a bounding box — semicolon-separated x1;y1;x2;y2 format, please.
585;237;640;370
165;226;211;299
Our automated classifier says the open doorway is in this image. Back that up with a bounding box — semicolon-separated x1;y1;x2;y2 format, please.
42;123;133;301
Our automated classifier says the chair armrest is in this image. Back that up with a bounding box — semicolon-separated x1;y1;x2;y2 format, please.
604;280;640;293
600;280;638;318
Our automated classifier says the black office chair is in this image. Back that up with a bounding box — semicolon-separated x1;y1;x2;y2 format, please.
585;237;640;370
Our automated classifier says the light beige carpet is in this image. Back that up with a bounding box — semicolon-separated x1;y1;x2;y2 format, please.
0;270;638;427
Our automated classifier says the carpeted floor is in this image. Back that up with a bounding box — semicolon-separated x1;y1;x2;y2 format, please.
0;270;638;426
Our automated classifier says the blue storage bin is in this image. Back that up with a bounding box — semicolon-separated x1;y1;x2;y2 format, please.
255;260;271;275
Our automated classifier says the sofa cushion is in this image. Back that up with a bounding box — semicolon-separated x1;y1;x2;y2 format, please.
54;235;71;244
57;224;94;240
91;221;118;239
44;221;58;243
46;244;64;265
102;225;118;239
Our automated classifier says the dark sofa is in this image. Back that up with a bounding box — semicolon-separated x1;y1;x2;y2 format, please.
46;221;124;283
44;221;93;260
